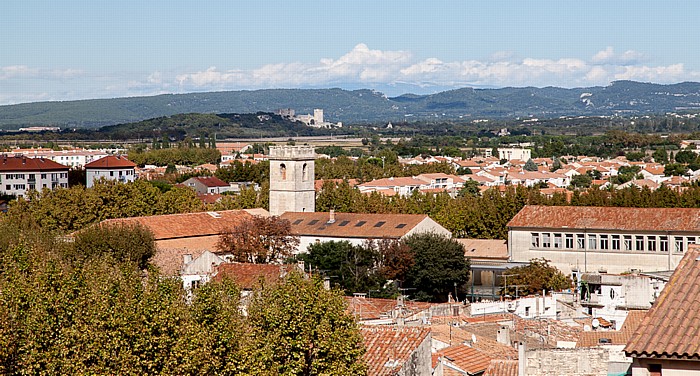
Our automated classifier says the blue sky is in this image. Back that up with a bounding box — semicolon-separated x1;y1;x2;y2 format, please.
1;0;698;104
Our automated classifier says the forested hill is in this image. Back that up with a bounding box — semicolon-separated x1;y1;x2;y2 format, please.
2;81;700;128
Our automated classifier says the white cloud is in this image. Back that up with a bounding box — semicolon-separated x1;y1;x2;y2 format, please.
0;65;82;80
592;47;645;66
2;45;699;104
171;44;696;93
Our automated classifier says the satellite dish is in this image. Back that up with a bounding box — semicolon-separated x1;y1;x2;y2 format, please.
592;319;600;329
583;325;591;332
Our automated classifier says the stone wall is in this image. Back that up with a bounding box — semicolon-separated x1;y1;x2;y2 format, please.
525;348;608;376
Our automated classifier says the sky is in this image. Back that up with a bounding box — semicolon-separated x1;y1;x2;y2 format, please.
2;0;699;105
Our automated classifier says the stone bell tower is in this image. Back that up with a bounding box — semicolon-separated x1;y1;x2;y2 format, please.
268;145;315;216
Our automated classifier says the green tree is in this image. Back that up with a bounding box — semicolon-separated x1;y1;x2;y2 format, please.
501;258;571;296
403;233;470;302
664;163;688;176
300;240;383;295
523;159;538;171
458;180;481;197
216;216;299;264
246;273;366;376
71;222;156;269
570;174;592;188
674;149;697;164
652;148;669;164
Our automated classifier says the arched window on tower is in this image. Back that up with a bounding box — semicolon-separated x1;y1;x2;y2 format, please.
280;163;287;180
302;163;308;181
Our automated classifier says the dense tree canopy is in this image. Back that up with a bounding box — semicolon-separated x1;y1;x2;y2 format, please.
403;233;471;302
246;272;366;376
216;216;299;264
501;258;572;296
10;180;203;233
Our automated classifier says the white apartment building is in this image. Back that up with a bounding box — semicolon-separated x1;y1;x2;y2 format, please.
85;155;137;188
507;205;699;275
0;156;69;197
498;148;532;161
12;148;108;168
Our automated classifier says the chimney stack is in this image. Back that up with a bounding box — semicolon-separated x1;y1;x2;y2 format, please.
328;209;335;224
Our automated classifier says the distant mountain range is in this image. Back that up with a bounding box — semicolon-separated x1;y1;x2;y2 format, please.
1;80;700;128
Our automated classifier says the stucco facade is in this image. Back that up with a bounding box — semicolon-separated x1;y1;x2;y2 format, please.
268;146;315;216
631;359;700;376
509;228;690;275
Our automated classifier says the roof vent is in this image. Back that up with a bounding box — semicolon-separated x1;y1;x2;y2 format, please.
207;211;221;218
328;209;335;224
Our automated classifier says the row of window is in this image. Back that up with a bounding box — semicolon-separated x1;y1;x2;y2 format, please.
531;232;694;254
2;173;67;180
5;182;68;191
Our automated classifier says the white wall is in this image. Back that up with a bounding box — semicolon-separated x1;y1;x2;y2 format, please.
0;171;68;197
86;168;136;188
509;228;690;274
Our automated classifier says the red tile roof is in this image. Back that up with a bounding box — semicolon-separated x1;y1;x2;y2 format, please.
280;212;433;239
507;205;700;233
198;193;222;204
483;359;519;376
458;239;508;260
0;156;68;172
344;296;432;321
99;210;252;240
437;345;492;374
84;155;136;169
577;310;647;347
361;326;431;376
192;176;229;187
625;245;700;359
211;263;284;289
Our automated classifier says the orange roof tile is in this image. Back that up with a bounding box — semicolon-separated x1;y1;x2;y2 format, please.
508;205;700;233
280;212;432;239
625;245;700;359
212;263;283;289
358;176;426;188
99;210;252;240
483;359;519;376
344;296;431;321
84;155;136;169
577;310;647;347
437;345;492;374
0;156;68;172
192;176;229;187
362;326;431;376
458;239;508;260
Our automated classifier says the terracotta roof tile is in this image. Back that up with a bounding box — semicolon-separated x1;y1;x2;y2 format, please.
483;359;519;376
192;176;229;187
625;245;700;359
458;239;508;260
507;205;700;233
358;176;426;188
437;345;492;374
0;156;68;172
344;297;431;321
99;210;252;240
280;212;432;239
577;310;647;347
198;193;222;204
361;326;431;376
212;263;284;289
84;155;136;169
